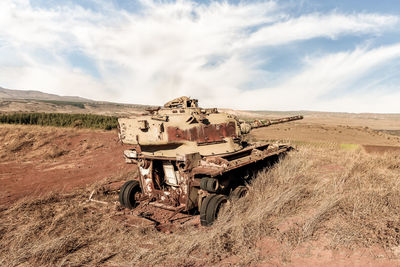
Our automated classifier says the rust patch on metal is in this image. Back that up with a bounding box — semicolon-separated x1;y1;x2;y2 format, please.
167;122;236;143
205;156;229;166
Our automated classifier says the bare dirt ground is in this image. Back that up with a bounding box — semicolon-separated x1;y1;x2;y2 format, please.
0;125;133;208
1;111;400;266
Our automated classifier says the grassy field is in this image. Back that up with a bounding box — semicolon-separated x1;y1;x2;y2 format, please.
1;144;399;266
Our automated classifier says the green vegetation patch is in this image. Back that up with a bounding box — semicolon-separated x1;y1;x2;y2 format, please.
0;113;118;130
339;143;360;151
37;100;86;109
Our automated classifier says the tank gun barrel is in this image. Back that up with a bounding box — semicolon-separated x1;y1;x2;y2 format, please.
251;115;303;128
240;115;303;134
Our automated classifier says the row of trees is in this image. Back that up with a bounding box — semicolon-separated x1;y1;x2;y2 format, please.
0;113;118;130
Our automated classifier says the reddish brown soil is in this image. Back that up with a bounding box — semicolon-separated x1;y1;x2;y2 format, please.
363;145;400;154
0;126;134;208
255;238;400;266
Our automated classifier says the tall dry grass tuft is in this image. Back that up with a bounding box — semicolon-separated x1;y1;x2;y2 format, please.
1;145;400;266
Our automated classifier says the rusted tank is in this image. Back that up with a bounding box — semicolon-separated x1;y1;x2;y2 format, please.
118;96;303;226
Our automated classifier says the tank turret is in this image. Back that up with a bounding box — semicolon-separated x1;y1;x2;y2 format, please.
118;96;302;157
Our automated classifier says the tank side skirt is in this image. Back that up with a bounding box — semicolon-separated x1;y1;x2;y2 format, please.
217;143;271;159
131;142;275;161
191;146;290;177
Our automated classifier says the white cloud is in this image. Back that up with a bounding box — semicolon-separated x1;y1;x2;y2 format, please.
245;13;398;47
0;0;399;112
311;89;400;113
0;65;109;99
234;44;400;111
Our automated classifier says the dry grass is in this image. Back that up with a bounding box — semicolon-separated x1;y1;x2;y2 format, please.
1;146;400;266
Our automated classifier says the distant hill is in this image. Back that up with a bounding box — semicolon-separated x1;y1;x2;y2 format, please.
0;87;154;116
0;87;93;102
1;87;398;130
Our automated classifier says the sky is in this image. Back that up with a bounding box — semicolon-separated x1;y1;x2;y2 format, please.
0;0;400;112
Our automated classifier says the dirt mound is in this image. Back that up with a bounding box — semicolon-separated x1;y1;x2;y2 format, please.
1;145;400;266
0;125;133;207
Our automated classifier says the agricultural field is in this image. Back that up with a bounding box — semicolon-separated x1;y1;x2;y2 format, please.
1;109;400;266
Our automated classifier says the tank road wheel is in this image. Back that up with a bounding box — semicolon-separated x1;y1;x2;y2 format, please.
119;180;141;209
200;178;208;191
200;178;219;193
206;195;228;225
200;194;228;226
119;180;134;206
230;186;248;200
207;178;219;193
200;194;215;226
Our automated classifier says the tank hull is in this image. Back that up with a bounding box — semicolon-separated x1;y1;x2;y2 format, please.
122;142;291;213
